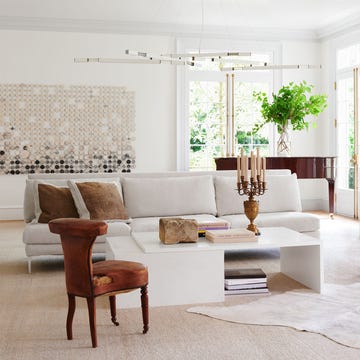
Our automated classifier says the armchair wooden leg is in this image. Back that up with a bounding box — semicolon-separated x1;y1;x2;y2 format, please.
67;294;76;340
109;295;119;326
141;285;149;334
86;297;98;348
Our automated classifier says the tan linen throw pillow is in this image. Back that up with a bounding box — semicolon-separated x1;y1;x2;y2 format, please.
69;181;129;221
38;184;79;223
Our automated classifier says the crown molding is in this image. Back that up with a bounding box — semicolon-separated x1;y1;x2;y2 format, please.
0;15;318;42
4;13;360;42
316;13;360;40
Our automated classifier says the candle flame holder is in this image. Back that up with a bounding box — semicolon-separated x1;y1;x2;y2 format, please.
237;176;266;235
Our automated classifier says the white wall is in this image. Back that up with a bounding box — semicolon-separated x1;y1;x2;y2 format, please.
0;29;332;219
281;41;332;210
0;29;178;219
282;41;326;156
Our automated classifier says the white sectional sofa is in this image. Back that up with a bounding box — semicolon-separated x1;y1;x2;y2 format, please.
23;170;320;272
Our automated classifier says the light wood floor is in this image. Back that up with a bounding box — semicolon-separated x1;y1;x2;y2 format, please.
0;214;359;360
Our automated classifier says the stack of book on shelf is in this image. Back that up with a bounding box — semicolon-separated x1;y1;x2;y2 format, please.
224;268;269;295
197;220;230;237
205;228;257;243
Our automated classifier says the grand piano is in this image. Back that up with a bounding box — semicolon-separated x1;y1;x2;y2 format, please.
215;156;336;214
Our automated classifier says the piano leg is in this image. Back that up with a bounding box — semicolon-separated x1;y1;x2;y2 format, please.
327;178;335;219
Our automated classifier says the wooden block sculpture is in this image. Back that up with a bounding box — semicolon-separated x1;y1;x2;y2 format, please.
159;218;198;244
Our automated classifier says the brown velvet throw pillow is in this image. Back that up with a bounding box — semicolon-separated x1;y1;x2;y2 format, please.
74;182;129;221
38;184;79;223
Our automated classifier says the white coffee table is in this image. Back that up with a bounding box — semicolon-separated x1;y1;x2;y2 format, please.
106;227;323;308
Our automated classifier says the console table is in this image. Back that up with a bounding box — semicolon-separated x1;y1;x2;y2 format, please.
215;156;336;214
106;227;323;308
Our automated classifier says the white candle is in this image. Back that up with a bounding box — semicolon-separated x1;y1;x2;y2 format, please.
251;151;255;179
256;148;261;178
262;157;266;182
241;154;246;180
244;155;248;180
237;156;241;183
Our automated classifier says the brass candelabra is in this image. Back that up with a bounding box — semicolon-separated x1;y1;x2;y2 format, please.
237;175;266;235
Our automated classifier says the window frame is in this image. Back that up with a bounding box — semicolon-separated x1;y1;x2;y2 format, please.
176;37;281;171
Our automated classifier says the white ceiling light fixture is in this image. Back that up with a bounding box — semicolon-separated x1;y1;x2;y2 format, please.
74;0;322;71
73;56;322;71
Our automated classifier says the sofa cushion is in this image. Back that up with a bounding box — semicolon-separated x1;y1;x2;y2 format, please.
214;176;244;216
24;243;107;257
35;183;79;223
122;175;217;218
219;212;320;233
214;173;301;216
260;174;302;213
68;181;130;221
23;221;131;245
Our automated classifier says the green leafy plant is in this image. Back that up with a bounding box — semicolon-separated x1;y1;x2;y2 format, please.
251;81;328;135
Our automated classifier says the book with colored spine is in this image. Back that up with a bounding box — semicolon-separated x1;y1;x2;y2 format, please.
197;220;230;237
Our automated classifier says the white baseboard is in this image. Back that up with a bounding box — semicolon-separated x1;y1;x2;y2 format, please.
0;206;23;220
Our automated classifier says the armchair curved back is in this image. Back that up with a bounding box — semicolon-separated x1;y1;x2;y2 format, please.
49;218;108;297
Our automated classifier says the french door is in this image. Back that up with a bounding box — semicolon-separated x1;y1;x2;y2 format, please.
336;65;359;218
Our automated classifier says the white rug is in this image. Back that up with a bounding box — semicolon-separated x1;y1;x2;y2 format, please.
188;283;360;348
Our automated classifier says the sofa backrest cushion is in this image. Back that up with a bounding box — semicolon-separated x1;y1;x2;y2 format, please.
259;173;302;212
25;179;69;223
36;182;79;223
214;176;244;216
214;173;302;216
122;175;217;218
24;176;122;223
68;180;130;221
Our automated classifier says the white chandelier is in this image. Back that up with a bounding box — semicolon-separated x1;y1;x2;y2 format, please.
74;0;321;72
74;51;321;72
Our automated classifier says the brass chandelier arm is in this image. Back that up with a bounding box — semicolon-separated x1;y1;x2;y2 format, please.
74;57;195;66
221;64;322;71
74;57;161;64
161;51;252;58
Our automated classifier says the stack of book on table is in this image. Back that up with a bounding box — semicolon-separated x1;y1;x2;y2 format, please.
197;220;230;237
205;228;257;243
224;268;269;295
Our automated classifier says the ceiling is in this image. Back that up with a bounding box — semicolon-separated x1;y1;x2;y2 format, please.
0;0;360;39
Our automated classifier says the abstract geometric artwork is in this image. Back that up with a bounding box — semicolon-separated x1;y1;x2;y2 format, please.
0;84;136;174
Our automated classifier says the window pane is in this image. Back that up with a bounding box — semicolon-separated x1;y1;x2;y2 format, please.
234;82;270;156
189;81;226;170
186;50;274;171
337;77;354;189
